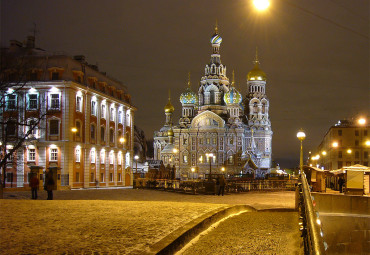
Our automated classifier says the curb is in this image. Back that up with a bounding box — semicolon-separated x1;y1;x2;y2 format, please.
147;204;257;255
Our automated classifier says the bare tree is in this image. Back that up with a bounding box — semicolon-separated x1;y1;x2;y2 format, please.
134;125;148;160
0;39;48;194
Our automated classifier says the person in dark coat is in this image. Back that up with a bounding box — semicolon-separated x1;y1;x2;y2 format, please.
44;171;55;200
218;175;227;196
30;174;39;199
338;177;345;193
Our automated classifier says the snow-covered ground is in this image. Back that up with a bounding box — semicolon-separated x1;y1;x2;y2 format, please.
1;189;296;254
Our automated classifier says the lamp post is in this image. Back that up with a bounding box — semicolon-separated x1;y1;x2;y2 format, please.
191;167;195;180
134;155;139;174
297;130;306;175
206;153;214;180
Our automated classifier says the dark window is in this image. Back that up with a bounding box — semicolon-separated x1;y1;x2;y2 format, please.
6;121;17;136
338;130;342;136
338;161;343;168
110;129;114;143
365;152;369;158
77;76;82;83
355;140;359;146
30;72;38;81
355;130;359;136
76;121;81;137
364;161;368;166
51;72;59;80
338;151;342;158
355;151;359;158
49;120;59;135
364;130;368;136
7;95;16;110
28;94;38;110
101;127;105;142
91;124;95;140
346;161;351;166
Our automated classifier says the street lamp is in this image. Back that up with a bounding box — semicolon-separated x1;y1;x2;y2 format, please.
134;155;139;174
119;137;125;144
253;0;270;11
297;130;306;174
205;153;214;180
71;127;77;133
358;118;366;125
191;167;195;180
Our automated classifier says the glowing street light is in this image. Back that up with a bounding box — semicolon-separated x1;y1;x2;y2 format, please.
253;0;270;11
365;140;370;147
322;151;327;156
332;142;339;148
297;130;306;174
71;127;78;133
134;155;139;174
358;118;366;125
347;149;352;154
191;167;195;180
119;137;125;144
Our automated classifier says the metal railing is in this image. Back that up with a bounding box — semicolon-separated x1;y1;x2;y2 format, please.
297;173;326;255
134;178;297;194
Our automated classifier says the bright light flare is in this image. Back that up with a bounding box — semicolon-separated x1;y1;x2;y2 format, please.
358;118;366;125
332;142;338;148
253;0;270;11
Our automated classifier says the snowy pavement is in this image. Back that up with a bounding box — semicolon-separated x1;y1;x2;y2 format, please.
180;211;303;255
1;189;297;254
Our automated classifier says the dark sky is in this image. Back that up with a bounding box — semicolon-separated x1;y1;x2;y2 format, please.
1;0;369;168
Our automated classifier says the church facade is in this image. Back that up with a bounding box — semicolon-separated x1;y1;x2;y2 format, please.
154;26;272;179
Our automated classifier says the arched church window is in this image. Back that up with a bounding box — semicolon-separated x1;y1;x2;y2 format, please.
253;102;258;113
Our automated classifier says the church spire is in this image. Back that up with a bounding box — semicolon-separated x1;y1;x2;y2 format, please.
187;72;191;88
215;20;218;34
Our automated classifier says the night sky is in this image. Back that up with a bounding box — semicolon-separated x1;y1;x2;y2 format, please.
1;0;369;168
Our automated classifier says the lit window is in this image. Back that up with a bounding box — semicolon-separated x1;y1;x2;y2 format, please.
228;155;234;164
101;104;106;119
91;101;96;115
118;152;122;165
109;151;114;164
183;155;188;163
100;150;105;164
118;111;122;123
6;121;16;136
27;94;38;110
91;149;96;163
199;155;203;163
50;93;60;110
206;138;210;144
110;108;114;121
75;147;81;162
213;138;217;144
28;148;36;161
76;96;82;112
49;119;59;135
50;148;58;161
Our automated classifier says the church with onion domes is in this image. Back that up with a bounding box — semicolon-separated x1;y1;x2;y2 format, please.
154;25;272;179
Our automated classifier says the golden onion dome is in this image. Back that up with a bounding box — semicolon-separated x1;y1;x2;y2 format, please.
164;89;175;113
247;62;266;81
164;100;174;113
167;128;174;136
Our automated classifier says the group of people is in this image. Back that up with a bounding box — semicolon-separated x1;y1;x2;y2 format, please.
29;170;55;200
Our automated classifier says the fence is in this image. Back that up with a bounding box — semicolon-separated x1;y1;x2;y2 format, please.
134;178;298;194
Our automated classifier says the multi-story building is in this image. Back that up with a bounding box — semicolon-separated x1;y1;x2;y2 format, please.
311;118;370;170
154;26;273;179
0;36;136;188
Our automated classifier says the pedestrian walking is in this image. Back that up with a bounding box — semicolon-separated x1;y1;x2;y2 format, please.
338;177;345;193
44;171;55;200
218;175;226;196
30;174;39;199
